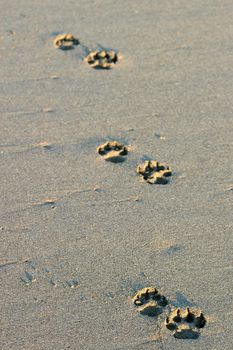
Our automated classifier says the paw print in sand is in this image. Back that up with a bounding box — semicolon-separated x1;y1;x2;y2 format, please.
85;49;119;69
165;308;206;339
132;287;168;317
53;34;79;50
137;160;172;184
97;141;128;163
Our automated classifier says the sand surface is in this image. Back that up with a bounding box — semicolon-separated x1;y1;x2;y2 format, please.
0;1;233;349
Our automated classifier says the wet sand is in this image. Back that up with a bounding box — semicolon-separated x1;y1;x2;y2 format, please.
0;1;233;349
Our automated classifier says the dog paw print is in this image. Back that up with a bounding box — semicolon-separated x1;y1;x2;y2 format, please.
85;49;119;69
97;141;128;163
132;287;168;317
136;160;172;184
53;33;79;50
165;308;206;339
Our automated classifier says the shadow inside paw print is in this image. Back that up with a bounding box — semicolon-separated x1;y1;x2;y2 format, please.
132;287;168;317
97;141;128;163
165;308;206;339
53;33;79;50
85;49;120;69
137;160;172;184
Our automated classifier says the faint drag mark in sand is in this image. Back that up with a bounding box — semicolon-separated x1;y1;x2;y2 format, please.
32;186;101;207
35;141;55;151
40;186;101;197
0;109;42;116
0;140;57;155
0;201;58;220
32;198;58;209
42;107;55;113
0;105;56;116
34;187;139;210
0;75;60;85
90;196;140;207
0;258;28;272
0;142;31;155
0;260;19;272
0;187;102;220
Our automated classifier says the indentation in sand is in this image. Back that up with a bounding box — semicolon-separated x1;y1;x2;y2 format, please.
97;140;128;163
19;261;80;290
63;279;79;288
165;307;206;339
35;141;54;151
85;49;121;69
21;271;37;286
33;198;57;209
42;107;54;113
132;287;168;317
137;160;172;184
53;33;79;50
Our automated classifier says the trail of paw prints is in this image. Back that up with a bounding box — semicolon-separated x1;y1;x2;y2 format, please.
52;33;121;69
97;140;128;163
137;160;172;184
165;307;206;339
131;286;207;342
20;261;79;290
95;141;175;187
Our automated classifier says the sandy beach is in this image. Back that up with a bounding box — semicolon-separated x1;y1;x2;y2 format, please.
0;1;233;349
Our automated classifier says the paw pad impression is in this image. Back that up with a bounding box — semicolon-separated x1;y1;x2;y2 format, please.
137;160;172;184
97;141;128;163
132;287;168;317
85;49;119;69
165;308;206;339
53;33;79;50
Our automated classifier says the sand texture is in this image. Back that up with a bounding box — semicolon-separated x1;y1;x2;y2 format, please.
0;0;233;349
